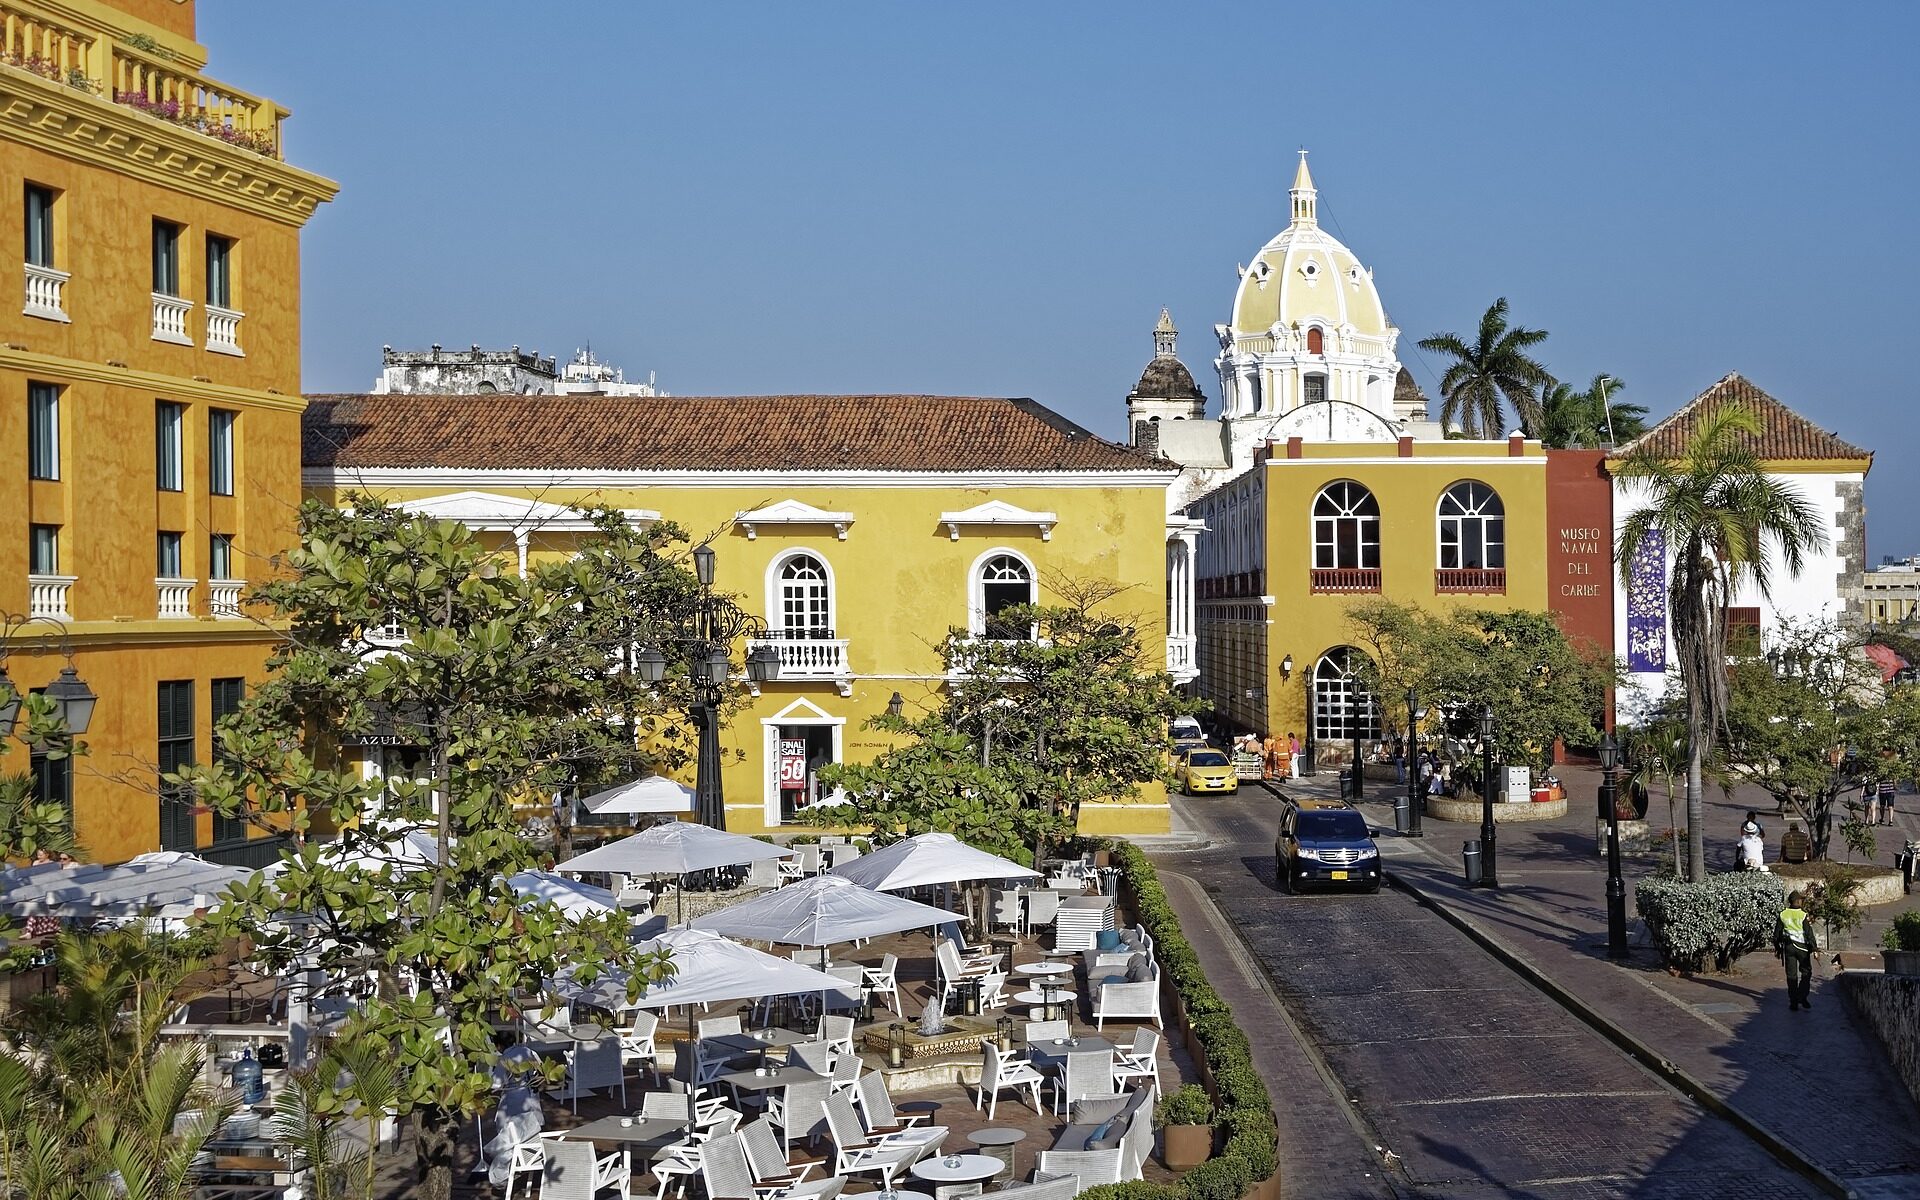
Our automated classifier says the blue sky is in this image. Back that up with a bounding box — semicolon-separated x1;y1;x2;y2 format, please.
205;1;1920;557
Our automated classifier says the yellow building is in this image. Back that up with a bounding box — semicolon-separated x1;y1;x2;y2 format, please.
302;392;1185;836
1187;435;1551;768
1;0;336;863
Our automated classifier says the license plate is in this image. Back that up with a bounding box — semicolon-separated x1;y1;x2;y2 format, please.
1330;870;1348;880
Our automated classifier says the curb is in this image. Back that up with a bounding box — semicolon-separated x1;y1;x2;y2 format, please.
1384;865;1856;1200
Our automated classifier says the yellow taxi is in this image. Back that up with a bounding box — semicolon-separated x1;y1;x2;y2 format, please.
1177;748;1239;796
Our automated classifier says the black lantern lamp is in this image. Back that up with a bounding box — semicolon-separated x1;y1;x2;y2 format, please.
996;1014;1015;1052
1477;704;1498;889
43;665;96;736
0;666;18;739
746;644;781;684
887;691;905;719
1598;731;1627;958
857;987;876;1025
887;1022;907;1068
692;543;717;589
702;645;731;685
632;645;667;685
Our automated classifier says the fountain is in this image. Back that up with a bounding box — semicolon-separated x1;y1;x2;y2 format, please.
918;996;945;1038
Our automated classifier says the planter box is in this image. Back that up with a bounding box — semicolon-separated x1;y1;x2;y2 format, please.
1594;818;1654;856
1427;794;1567;823
1885;949;1920;978
1163;1123;1214;1170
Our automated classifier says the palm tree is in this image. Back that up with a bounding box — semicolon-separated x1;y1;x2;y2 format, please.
1417;298;1552;438
1613;405;1828;881
1540;374;1649;448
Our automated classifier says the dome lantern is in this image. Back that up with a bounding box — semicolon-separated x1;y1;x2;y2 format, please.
1290;150;1317;227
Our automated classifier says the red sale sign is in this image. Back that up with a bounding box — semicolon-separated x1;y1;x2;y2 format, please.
778;740;807;788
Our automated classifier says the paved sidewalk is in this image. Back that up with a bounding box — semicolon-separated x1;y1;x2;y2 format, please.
1327;765;1920;1197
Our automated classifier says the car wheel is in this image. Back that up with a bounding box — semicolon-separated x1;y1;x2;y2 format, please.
1278;859;1294;893
1365;880;1382;895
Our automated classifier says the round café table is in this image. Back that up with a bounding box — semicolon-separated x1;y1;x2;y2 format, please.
911;1153;1003;1200
1016;961;1073;979
968;1127;1028;1178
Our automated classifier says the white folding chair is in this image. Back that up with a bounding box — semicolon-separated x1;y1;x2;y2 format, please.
618;1009;660;1081
1113;1028;1161;1095
548;1036;625;1115
1052;1048;1113;1115
854;1071;930;1138
862;953;903;1017
823;1091;947;1189
816;1014;855;1056
540;1135;630;1199
976;1042;1043;1120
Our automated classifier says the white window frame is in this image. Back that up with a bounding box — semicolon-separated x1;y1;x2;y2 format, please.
969;547;1037;639
1436;480;1506;571
760;699;846;827
208;408;235;496
1311;481;1380;570
156;401;184;492
1311;647;1380;744
766;549;835;639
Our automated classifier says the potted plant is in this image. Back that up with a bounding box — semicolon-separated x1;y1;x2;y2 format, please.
1157;1083;1214;1170
1883;911;1920;978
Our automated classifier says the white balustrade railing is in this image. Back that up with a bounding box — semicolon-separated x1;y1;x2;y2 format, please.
27;574;75;621
208;579;244;616
23;263;70;322
748;637;850;678
205;304;244;355
151;293;192;345
156;577;194;618
1166;635;1196;675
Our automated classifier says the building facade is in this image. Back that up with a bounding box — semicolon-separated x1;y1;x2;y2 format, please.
1862;557;1919;628
302;392;1186;836
372;344;663;397
1;0;335;863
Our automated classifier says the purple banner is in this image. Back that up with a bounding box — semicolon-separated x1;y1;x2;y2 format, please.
1626;527;1667;674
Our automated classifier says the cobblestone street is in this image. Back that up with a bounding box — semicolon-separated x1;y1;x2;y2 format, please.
1149;788;1871;1199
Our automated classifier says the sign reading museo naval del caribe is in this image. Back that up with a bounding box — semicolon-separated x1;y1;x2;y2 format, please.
1625;527;1667;674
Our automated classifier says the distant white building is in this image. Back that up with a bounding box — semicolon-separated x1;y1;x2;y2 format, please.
372;344;664;397
1611;373;1873;717
1862;556;1920;627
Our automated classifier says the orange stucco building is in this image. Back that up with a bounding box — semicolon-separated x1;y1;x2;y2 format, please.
1;0;336;862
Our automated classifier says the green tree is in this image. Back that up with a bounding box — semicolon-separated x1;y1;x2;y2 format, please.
812;580;1199;864
1539;374;1649;449
1346;601;1610;776
1614;405;1828;881
1620;709;1689;872
1417;297;1552;439
0;926;230;1200
175;498;692;1199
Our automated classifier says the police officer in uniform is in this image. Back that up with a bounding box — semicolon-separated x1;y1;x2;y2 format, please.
1775;890;1819;1011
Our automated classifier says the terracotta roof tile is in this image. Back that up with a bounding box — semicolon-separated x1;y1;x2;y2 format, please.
1612;373;1870;463
302;394;1169;474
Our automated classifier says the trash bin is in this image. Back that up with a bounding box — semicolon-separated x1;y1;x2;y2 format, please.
1463;841;1483;885
1393;794;1410;833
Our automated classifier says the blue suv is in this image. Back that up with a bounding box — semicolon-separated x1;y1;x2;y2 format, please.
1275;798;1381;893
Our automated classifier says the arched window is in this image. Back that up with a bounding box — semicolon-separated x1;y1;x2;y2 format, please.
1312;482;1380;570
1312;648;1380;744
1306;326;1324;355
774;553;833;639
1437;482;1505;570
975;552;1035;640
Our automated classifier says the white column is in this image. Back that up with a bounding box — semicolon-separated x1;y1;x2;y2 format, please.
515;530;529;577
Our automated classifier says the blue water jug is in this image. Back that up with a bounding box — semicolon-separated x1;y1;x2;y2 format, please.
234;1046;264;1105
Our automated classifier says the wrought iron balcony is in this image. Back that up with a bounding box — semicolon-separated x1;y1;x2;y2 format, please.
1310;568;1381;593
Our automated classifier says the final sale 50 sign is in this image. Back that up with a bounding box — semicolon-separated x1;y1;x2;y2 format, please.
778;740;807;789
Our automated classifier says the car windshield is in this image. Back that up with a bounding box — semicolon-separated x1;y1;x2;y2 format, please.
1188;751;1229;767
1297;810;1369;839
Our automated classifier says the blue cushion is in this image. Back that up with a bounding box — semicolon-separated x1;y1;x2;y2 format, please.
1086;1117;1122;1151
1096;929;1123;952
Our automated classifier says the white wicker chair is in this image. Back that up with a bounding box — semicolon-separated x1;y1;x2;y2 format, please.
1112;1028;1161;1094
539;1136;630;1200
1034;1148;1123;1189
862;952;903;1016
1052;1048;1114;1115
976;1041;1044;1120
823;1090;947;1189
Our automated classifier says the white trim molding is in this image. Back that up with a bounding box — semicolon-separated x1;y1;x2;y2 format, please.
736;498;854;541
939;499;1057;542
306;467;1179;490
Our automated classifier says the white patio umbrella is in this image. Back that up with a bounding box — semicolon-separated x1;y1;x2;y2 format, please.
829;831;1039;892
506;870;622;920
579;774;694;816
570;927;849;1012
1;851;254;923
555;821;794;921
690;874;954;960
297;830;441;874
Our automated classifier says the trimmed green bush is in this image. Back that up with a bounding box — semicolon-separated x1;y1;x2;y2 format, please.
1883;910;1920;952
1088;839;1277;1199
1636;871;1786;972
1157;1084;1214;1127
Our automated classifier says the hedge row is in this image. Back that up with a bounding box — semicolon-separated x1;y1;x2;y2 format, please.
1079;841;1278;1200
1635;871;1785;973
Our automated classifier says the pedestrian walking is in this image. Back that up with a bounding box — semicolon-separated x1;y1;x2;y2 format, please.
1879;778;1897;826
1774;890;1819;1012
1287;731;1301;779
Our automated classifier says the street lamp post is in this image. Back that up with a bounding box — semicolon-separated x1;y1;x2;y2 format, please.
1351;723;1364;800
1478;704;1499;889
632;545;780;831
1598;731;1627;958
1404;688;1424;837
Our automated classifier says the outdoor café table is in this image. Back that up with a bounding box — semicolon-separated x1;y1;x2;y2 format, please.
968;1127;1028;1177
1024;1034;1114;1073
716;1064;830;1092
1012;982;1072;1021
1015;962;1072;979
911;1152;1003;1200
560;1115;691;1162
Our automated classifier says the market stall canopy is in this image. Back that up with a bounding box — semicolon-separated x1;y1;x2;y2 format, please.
690;873;954;948
556;820;793;877
507;870;621;920
612;927;849;1011
829;831;1039;892
580;775;695;816
0;852;254;921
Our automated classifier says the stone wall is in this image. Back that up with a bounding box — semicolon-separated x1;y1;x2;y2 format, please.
1842;972;1920;1105
1835;479;1868;623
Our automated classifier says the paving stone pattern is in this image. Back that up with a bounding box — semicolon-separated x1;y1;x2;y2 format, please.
1153;794;1829;1199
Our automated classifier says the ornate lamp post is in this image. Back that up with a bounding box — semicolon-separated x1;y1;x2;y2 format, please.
632;545;780;830
1404;688;1424;837
1598;731;1627;958
1351;714;1365;800
1478;704;1499;889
